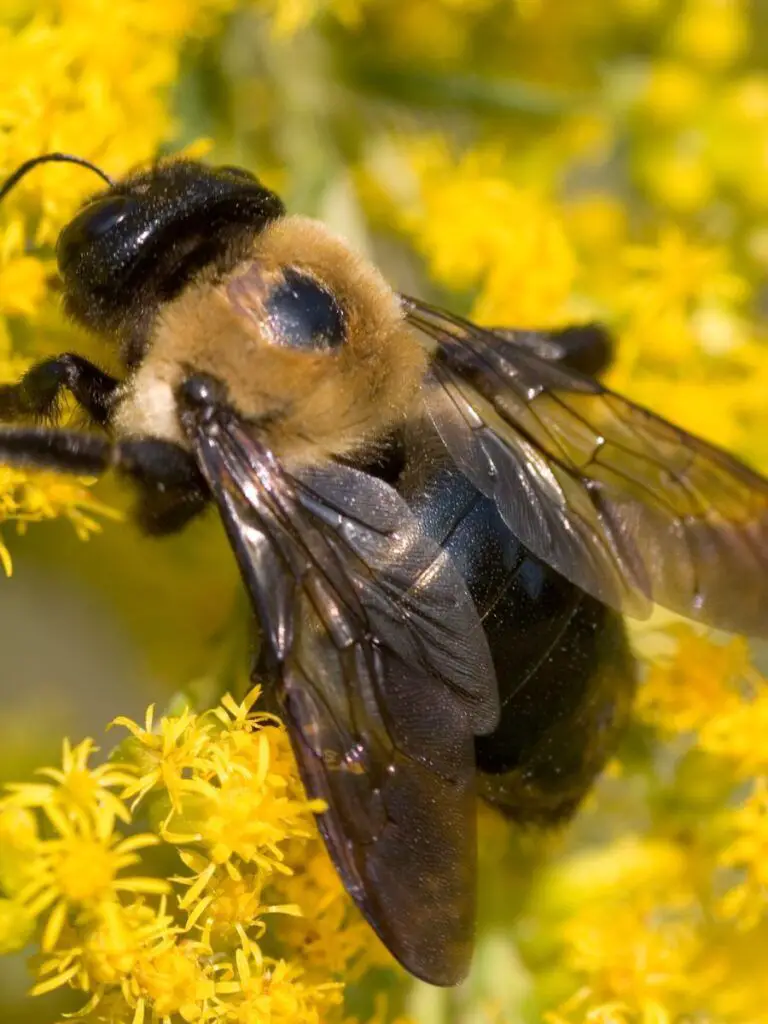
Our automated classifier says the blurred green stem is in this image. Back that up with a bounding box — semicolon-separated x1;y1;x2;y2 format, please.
352;67;583;117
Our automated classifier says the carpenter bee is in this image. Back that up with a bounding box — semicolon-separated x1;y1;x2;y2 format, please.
0;153;766;986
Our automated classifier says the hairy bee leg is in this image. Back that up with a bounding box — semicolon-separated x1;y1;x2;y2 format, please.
547;324;613;376
0;426;112;473
116;439;207;490
118;439;210;535
0;427;209;534
0;354;120;426
490;323;613;376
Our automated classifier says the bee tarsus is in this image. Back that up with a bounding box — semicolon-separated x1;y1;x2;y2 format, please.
0;353;119;426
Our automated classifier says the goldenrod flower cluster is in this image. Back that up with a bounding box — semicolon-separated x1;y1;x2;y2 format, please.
1;0;768;1022
0;690;378;1022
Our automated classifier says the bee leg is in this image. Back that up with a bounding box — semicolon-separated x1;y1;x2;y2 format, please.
547;323;613;376
0;427;209;534
490;323;613;376
0;426;113;472
0;354;120;427
117;439;210;535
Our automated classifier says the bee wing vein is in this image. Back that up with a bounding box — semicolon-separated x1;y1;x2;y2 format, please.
403;295;768;637
191;413;498;985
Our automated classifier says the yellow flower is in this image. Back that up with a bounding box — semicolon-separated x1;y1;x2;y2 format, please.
0;804;39;894
0;467;121;575
555;900;716;1020
171;728;315;872
621;228;746;315
403;140;576;326
640;62;706;126
0;896;34;954
671;0;748;68
0;253;48;318
710;74;768;210
0;0;239;561
635;627;750;736
0;689;351;1021
130;939;218;1022
178;863;300;942
546;994;666;1024
0;744;168;964
698;693;768;779
637;147;715;213
114;689;322;878
213;942;343;1023
111;703;217;813
718;780;768;927
31;898;175;997
532;838;693;916
18;811;166;952
79;900;176;990
4;737;136;823
277;843;385;978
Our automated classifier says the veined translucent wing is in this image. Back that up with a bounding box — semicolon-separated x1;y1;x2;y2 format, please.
189;411;498;985
403;296;768;638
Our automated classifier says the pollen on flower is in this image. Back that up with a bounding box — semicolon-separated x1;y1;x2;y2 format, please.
0;688;365;1021
0;467;122;575
717;780;768;926
640;61;706;125
634;627;751;736
212;942;344;1023
4;737;137;823
671;0;748;68
621;229;746;316
111;703;217;813
400;140;577;326
548;897;715;1023
131;940;217;1020
0;0;242;563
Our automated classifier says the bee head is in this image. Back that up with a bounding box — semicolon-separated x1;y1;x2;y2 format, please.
55;160;285;359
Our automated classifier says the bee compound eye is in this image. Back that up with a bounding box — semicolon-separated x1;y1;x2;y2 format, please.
264;268;346;351
56;195;137;273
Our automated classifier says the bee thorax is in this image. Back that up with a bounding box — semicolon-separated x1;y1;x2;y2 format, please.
112;365;186;445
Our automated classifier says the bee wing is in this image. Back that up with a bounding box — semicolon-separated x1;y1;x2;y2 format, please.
403;296;768;637
190;414;498;986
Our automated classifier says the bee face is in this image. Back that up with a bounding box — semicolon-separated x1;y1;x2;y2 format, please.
57;161;284;347
116;216;429;467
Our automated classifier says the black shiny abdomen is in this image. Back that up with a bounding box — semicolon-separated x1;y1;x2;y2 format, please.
391;444;638;826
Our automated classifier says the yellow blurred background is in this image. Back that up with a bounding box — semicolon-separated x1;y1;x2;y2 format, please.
1;1;767;1021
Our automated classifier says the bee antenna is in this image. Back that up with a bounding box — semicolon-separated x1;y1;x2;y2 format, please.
0;153;114;204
